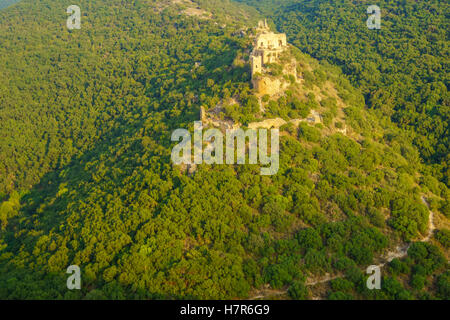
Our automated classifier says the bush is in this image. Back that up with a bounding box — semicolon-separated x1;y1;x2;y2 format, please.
345;266;364;284
408;242;446;276
410;274;426;291
435;229;450;248
333;257;356;272
291;98;310;118
437;271;450;300
440;200;450;218
298;123;321;142
288;280;309;300
389;258;410;276
328;291;353;300
383;277;412;300
330;278;354;293
296;228;323;251
267;63;283;77
367;207;385;228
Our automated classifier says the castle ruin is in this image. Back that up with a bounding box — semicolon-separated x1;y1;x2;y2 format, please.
250;20;287;77
250;20;288;96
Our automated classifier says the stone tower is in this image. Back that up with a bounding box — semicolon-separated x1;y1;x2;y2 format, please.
251;55;263;76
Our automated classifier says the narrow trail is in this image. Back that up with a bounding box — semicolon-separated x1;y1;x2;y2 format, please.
249;196;436;299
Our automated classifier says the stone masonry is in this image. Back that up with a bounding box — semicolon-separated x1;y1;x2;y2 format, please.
250;20;287;77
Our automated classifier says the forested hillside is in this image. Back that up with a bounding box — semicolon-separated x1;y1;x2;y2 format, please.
238;0;449;186
0;0;448;300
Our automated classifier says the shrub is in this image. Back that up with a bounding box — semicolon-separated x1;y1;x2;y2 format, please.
288;280;309;300
435;229;450;248
298;123;321;142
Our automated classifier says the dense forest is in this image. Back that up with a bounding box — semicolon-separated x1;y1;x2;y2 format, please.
238;0;449;187
0;0;448;300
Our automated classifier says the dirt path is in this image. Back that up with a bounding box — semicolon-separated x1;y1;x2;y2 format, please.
249;196;436;299
421;196;436;242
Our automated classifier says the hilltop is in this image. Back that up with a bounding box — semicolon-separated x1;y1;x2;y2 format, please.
203;21;357;138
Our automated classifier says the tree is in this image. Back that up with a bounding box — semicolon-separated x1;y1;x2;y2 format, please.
288;280;309;300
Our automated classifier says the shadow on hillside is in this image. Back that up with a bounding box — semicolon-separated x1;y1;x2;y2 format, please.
1;35;250;276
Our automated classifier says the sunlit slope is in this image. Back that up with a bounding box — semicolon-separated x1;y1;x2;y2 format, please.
237;0;449;186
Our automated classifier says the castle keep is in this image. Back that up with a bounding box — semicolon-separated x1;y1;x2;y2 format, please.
250;20;287;76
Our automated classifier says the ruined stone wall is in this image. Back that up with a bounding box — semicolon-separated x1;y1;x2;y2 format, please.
250;21;288;94
253;48;283;65
252;77;283;96
255;33;287;50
